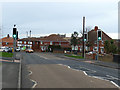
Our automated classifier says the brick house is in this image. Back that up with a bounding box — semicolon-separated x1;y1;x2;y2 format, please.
71;26;112;54
0;34;14;47
17;34;71;52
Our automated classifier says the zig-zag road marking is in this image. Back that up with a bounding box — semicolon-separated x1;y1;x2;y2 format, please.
28;70;37;88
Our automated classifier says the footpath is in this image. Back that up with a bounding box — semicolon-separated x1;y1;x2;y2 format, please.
0;55;20;89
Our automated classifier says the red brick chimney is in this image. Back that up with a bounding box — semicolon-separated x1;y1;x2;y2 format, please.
94;26;98;31
7;34;10;38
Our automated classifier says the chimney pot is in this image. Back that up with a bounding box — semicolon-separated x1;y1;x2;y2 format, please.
94;26;98;31
7;34;10;38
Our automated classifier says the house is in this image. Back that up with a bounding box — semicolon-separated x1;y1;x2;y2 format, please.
17;34;71;52
0;34;15;48
69;26;112;54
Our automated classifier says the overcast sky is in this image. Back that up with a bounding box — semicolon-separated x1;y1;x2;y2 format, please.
0;0;119;39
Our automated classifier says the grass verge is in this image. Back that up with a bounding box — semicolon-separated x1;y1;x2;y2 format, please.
0;52;13;57
65;54;84;59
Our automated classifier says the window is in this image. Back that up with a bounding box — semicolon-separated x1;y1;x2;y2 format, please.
41;41;43;44
50;41;52;45
30;42;32;44
6;42;8;45
101;41;104;45
59;42;61;45
24;41;26;44
94;41;97;44
18;41;22;44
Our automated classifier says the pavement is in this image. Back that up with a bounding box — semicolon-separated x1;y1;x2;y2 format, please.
0;63;2;90
0;52;20;89
2;61;20;88
21;52;119;88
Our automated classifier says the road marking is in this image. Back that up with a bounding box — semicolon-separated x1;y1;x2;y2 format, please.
28;70;37;88
83;71;88;76
35;54;48;60
30;79;37;88
28;70;33;76
110;81;120;88
57;64;120;88
79;66;96;72
106;75;120;80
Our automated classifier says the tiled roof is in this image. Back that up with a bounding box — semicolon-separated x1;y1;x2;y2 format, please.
18;34;68;42
0;37;14;43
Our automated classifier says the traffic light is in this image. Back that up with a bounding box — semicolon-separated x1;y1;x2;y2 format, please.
84;33;87;42
13;28;17;38
97;30;102;40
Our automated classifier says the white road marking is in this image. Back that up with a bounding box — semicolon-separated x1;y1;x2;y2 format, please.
106;75;120;80
30;79;37;88
28;70;33;76
110;81;120;88
35;54;48;59
83;71;88;76
57;64;120;88
28;70;37;88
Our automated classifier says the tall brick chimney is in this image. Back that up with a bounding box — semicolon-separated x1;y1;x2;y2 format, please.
94;26;98;31
7;34;10;38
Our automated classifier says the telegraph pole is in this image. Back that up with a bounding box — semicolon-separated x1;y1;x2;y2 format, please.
82;17;85;58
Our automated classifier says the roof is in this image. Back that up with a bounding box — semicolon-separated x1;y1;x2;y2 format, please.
18;34;69;42
0;37;14;43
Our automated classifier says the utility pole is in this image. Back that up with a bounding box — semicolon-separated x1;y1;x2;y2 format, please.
82;17;85;58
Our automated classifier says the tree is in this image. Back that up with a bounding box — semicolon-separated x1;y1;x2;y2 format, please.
104;40;117;54
104;40;110;54
71;31;79;51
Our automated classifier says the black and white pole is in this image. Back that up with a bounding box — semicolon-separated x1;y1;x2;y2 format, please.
13;24;17;62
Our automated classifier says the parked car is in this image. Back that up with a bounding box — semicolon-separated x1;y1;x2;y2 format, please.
3;47;12;53
25;48;34;53
15;48;20;52
86;51;94;55
0;47;6;52
3;47;9;52
7;48;12;53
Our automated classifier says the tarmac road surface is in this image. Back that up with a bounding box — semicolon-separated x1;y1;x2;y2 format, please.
21;52;119;88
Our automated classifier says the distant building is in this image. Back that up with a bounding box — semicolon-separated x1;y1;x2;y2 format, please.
17;34;71;52
0;34;15;47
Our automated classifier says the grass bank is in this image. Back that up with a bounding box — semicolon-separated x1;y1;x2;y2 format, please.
65;54;84;59
0;52;13;57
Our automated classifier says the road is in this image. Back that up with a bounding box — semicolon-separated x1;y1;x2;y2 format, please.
21;52;119;88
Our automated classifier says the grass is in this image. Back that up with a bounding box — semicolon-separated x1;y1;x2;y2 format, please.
65;54;84;59
0;52;13;57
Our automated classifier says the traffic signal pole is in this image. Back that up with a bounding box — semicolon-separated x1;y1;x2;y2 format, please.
13;37;16;62
97;39;99;60
13;25;17;62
